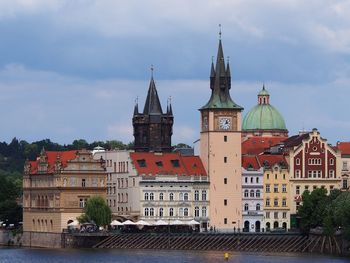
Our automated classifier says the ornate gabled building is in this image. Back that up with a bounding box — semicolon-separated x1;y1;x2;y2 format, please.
199;37;244;230
132;75;173;152
242;85;288;139
23;149;107;233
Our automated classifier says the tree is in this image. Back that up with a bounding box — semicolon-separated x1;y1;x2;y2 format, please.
333;192;350;240
79;196;111;227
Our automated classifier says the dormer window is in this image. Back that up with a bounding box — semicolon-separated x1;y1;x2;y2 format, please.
171;159;180;167
137;159;146;167
155;161;163;167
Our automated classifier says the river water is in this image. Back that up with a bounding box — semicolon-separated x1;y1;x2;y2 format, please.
0;247;348;263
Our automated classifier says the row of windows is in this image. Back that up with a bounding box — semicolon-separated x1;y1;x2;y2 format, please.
243;189;261;198
144;190;207;201
244;203;261;211
294;170;335;178
265;198;287;207
144;207;207;217
265;211;287;219
266;173;286;180
295;158;334;166
32;219;54;232
105;160;129;173
265;184;287;193
244;177;260;184
295;185;334;195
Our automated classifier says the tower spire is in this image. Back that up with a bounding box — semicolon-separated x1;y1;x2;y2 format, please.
133;96;139;115
143;72;163;115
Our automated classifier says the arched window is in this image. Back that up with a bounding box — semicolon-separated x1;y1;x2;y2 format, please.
184;193;189;201
194;190;199;201
159;193;164;201
202;206;207;217
144;192;149;201
169;208;174;217
150;208;154;216
159;208;164;217
256;203;261;211
244;190;249;197
244;203;249;211
194;206;199;217
179;193;184;201
266;198;270;206
179;208;184;216
169;193;174;201
250;190;255;198
126;193;128;202
256;190;261;198
184;208;189;216
149;193;154;201
144;208;149;216
202;190;207;201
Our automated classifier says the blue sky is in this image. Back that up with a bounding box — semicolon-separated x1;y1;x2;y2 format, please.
0;0;349;146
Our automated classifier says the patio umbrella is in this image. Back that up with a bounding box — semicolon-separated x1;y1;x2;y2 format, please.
122;220;136;225
154;220;168;225
187;220;200;225
67;220;79;227
170;220;185;225
110;220;123;226
135;220;151;226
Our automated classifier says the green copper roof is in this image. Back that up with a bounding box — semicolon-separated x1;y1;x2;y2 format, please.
242;104;287;131
258;85;269;96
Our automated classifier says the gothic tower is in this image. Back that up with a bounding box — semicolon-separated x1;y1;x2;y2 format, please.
133;75;173;152
199;38;244;230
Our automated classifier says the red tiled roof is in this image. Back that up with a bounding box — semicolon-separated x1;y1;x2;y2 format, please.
283;133;309;148
337;142;350;156
242;136;286;155
257;154;288;168
29;150;78;174
130;152;207;176
242;155;260;170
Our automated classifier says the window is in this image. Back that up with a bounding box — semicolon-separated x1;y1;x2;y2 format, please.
282;212;287;219
266;212;270;219
343;161;348;171
343;179;348;189
256;203;261;211
159;208;164;217
184;208;189;216
82;179;86;187
245;177;248;183
283;174;286;180
171;159;180;167
184;193;189;201
137;159;146;167
150;208;154;216
224;136;227;142
274;198;278;207
179;208;184;216
250;190;255;198
329;170;334;178
150;193;154;201
155;161;163;167
282;198;287;207
202;190;207;201
169;192;174;201
194;206;199;217
251;177;253;183
256;190;261;198
330;158;334;165
79;198;86;208
202;206;207;217
256;177;259;183
224;218;227;224
144;193;149;200
266;174;270;180
266;198;270;207
296;158;300;165
179;193;184;201
224;178;227;184
224;157;227;163
274;184;278;193
244;203;248;211
194;190;199;201
244;190;249;198
305;185;309;191
169;208;174;217
144;208;149;216
274;212;278;219
313;185;317;190
295;170;300;178
296;186;300;195
266;184;270;193
275;174;278;180
159;193;164;201
282;184;287;193
224;199;228;206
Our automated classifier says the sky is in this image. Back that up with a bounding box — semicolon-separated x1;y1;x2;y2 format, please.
0;0;349;146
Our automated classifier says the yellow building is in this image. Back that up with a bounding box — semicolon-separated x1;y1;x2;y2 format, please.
23;149;107;233
261;154;290;231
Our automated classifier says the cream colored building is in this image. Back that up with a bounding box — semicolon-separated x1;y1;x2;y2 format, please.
199;39;243;231
336;142;350;191
23;149;107;233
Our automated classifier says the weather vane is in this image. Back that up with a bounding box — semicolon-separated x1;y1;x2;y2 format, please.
150;64;154;77
219;24;222;39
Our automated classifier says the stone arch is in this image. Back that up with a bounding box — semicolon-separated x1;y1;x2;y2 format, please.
273;221;279;229
244;221;250;232
255;221;261;232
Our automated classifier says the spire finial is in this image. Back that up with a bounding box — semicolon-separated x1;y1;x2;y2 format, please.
135;96;138;105
227;56;230;63
211;56;214;63
219;24;222;40
150;64;154;78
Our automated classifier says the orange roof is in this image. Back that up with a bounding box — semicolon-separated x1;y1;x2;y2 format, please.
337;142;350;156
257;154;288;168
242;136;286;155
130;152;207;176
242;155;260;170
29;150;78;174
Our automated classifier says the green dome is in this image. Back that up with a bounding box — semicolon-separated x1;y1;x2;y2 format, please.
242;104;287;131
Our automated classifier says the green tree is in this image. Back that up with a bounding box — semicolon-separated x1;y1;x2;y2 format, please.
79;196;111;227
333;192;350;240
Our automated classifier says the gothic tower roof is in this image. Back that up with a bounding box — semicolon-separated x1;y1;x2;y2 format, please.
143;77;163;115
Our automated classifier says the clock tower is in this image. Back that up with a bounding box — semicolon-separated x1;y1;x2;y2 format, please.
199;38;243;230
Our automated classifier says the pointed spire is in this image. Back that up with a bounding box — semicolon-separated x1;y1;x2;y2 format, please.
167;96;173;116
226;56;231;77
133;97;139;116
210;56;215;78
143;67;163;115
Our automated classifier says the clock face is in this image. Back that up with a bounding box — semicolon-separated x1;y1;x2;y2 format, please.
219;117;231;130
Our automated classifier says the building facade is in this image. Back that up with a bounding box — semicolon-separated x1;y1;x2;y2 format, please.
23;149;107;233
199;38;243;230
336;142;350;191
